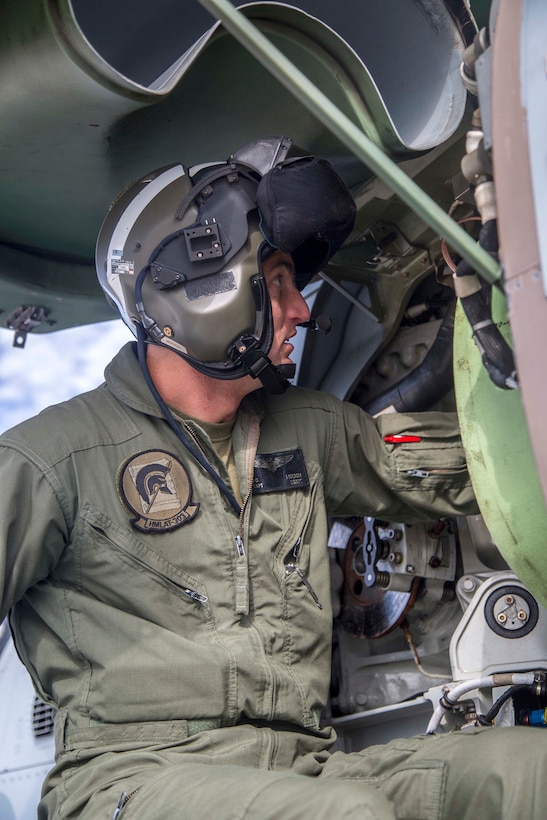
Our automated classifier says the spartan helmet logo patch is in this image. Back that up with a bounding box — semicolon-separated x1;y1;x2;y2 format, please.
118;450;200;532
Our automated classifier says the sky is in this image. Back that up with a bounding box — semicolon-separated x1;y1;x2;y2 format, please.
0;320;133;433
0;294;312;433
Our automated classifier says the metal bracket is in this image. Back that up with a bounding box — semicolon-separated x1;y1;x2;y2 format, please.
352;516;378;588
184;219;227;263
5;305;50;347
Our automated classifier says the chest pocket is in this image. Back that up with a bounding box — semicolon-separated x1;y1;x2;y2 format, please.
73;503;212;633
249;454;322;576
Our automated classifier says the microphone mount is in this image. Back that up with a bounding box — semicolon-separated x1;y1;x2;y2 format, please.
297;314;332;335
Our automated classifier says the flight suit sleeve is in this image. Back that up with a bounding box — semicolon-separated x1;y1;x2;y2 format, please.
324;402;479;522
0;442;69;622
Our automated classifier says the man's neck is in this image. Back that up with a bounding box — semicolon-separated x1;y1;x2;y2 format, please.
145;344;258;423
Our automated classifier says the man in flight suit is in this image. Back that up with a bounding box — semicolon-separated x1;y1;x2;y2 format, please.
1;137;546;819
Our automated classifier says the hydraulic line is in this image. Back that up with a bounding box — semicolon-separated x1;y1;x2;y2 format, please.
454;30;519;390
454;221;518;389
475;685;529;726
364;301;456;415
426;672;537;734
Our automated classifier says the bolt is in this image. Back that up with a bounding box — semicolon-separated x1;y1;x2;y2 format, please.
505;595;514;605
406;564;415;574
163;326;173;337
464;708;478;725
517;610;528;621
497;612;507;624
462;577;476;593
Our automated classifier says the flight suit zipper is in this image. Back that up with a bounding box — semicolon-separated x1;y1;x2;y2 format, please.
89;523;208;605
284;537;322;609
185;420;248;613
234;417;260;615
112;788;141;819
406;465;468;478
183;417;260;617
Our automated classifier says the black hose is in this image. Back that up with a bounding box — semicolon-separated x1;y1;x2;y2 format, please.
476;685;531;726
363;301;456;415
456;221;518;390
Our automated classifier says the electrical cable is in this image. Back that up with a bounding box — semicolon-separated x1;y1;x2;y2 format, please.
425;671;537;734
475;685;531;726
135;321;242;517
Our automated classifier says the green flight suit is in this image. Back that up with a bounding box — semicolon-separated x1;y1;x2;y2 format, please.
1;343;544;819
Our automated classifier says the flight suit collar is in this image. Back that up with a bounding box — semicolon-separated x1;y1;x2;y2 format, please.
104;342;269;426
104;342;169;419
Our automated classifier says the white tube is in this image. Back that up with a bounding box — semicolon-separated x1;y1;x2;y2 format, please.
425;672;537;734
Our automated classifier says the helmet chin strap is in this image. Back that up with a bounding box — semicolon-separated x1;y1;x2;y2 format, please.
235;343;293;394
257;360;294;394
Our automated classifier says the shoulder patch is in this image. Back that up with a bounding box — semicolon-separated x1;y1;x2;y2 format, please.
253;448;309;494
118;449;200;532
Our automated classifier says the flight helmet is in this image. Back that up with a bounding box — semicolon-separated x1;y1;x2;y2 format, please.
96;136;355;392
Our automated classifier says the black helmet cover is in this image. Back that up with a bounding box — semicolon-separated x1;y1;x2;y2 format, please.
256;157;356;289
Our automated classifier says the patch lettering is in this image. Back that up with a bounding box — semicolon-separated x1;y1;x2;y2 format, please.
252;448;309;494
118;449;200;532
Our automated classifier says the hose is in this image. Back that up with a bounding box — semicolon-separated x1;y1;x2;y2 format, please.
475;685;529;726
455;28;519;390
454;221;518;390
364;302;456;415
425;672;537;734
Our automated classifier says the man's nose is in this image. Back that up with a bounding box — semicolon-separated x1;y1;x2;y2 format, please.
290;286;311;324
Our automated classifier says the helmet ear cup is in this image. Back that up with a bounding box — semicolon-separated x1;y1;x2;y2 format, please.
151;222;266;367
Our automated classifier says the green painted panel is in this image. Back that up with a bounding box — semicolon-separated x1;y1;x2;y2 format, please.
454;289;547;605
0;0;474;336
